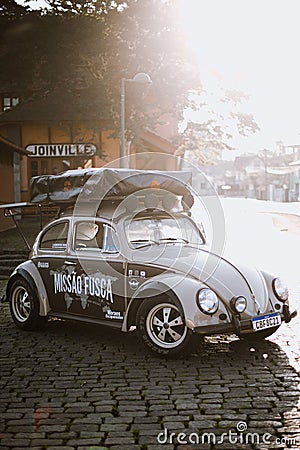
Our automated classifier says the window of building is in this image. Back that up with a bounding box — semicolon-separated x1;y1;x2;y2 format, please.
2;97;19;112
30;158;72;178
41;160;49;175
30;161;39;178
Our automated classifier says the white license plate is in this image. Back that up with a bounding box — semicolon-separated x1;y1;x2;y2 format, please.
251;312;281;332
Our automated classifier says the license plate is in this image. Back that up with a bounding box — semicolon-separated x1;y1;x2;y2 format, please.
251;312;281;332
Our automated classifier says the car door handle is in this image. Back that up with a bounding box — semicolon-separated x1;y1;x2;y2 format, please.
64;261;76;265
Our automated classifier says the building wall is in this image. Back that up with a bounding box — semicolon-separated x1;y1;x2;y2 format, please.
1;119;178;206
0;149;15;232
15;122;120;201
98;130;120;166
153;113;178;142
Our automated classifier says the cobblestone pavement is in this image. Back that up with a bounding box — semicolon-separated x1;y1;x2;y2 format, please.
0;279;300;450
1;202;300;450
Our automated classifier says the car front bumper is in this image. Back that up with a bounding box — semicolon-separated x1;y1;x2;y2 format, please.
193;304;297;336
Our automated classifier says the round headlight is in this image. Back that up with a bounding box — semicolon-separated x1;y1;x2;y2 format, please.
231;296;247;313
273;277;289;301
197;288;219;315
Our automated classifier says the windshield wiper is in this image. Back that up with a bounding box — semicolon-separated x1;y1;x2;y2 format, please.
160;238;205;249
158;237;189;244
130;239;159;249
131;238;197;249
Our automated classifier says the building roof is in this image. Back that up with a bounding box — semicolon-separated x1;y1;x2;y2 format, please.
233;154;262;170
140;129;176;155
0;86;109;123
0;135;29;155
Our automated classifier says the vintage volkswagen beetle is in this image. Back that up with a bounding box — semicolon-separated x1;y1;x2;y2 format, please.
2;168;297;357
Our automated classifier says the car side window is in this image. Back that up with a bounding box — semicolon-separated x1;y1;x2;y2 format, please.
39;222;69;250
75;221;119;254
102;224;120;253
75;222;101;250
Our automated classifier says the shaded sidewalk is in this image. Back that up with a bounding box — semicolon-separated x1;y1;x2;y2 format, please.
0;217;44;252
0;217;48;281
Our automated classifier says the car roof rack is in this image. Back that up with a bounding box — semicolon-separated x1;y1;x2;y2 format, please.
0;202;59;251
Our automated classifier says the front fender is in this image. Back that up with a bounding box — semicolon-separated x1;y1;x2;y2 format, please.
260;269;291;313
7;261;50;316
122;273;206;332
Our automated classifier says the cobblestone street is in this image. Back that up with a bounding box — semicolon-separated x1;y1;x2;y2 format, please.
1;200;300;449
0;292;300;449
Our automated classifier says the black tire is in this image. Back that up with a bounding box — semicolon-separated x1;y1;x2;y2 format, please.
241;326;280;341
136;295;195;358
9;277;48;331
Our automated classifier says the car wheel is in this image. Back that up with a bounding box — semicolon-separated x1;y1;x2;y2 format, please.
241;326;281;341
136;296;195;358
9;278;47;331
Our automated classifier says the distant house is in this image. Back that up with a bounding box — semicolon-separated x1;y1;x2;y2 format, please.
200;151;300;202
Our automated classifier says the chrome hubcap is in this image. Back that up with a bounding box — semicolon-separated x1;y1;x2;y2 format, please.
146;302;187;349
11;286;31;322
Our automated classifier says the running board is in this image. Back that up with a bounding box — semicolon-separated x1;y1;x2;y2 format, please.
48;312;123;329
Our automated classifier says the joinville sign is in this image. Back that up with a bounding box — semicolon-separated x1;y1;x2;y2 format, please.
26;143;97;158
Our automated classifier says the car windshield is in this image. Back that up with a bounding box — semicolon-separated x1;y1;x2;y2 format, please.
126;214;205;249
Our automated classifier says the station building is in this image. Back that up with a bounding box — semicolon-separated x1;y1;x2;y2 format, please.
0;88;178;211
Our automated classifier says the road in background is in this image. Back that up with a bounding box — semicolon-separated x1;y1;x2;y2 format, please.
220;198;300;371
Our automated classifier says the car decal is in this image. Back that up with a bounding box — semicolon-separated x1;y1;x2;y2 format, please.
37;261;49;269
128;269;146;277
104;308;123;320
51;268;115;310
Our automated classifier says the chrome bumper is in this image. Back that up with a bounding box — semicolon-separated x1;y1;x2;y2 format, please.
194;305;297;336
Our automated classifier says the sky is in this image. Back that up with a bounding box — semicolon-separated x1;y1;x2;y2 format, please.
16;0;300;159
16;0;49;8
180;0;300;158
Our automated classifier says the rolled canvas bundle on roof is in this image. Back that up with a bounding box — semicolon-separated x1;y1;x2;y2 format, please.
30;168;192;205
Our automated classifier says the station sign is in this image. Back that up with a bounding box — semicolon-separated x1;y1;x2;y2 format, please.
26;143;97;158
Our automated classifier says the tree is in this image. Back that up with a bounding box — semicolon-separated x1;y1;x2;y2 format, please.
42;0;128;15
0;0;30;17
0;1;259;163
0;0;199;143
176;88;259;164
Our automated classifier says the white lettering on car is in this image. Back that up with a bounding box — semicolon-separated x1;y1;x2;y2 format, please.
105;310;123;320
37;261;49;269
53;272;114;303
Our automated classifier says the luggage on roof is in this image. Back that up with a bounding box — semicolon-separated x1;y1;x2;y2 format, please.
30;168;192;205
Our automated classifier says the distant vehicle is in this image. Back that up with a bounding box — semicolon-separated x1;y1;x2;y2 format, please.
1;168;296;357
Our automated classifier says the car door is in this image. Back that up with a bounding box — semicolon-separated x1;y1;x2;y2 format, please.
66;219;126;324
33;219;71;313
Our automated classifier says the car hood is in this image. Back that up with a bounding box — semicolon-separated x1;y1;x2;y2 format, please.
133;245;269;314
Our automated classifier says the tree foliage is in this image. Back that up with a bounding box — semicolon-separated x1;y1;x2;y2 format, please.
176;88;260;164
0;0;199;143
0;0;259;163
42;0;128;15
0;0;30;17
